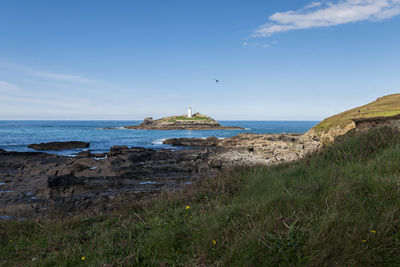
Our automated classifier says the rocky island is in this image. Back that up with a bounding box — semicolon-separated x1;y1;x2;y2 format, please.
126;113;244;130
105;109;244;130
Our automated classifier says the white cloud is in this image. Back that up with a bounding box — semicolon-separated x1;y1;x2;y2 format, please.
29;72;100;85
253;0;400;37
243;42;272;49
0;80;22;95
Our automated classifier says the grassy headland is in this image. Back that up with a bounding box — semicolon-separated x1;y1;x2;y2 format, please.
2;127;400;266
312;93;400;134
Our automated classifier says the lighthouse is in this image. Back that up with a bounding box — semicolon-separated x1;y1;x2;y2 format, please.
188;107;192;118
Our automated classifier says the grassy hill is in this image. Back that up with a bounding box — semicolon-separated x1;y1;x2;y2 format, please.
2;127;400;266
312;93;400;134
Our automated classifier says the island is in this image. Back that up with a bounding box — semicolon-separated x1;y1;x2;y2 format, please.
111;108;244;130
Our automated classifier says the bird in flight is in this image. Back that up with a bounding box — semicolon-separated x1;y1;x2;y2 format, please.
215;79;219;83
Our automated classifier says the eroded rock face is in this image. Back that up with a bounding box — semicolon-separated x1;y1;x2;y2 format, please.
28;141;90;151
305;123;355;145
352;114;400;132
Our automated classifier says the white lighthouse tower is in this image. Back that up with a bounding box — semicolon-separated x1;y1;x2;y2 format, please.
188;107;193;118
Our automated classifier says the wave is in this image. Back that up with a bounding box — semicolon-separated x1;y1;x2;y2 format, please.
152;138;166;145
139;181;157;185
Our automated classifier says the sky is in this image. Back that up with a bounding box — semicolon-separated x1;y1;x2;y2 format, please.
0;0;400;120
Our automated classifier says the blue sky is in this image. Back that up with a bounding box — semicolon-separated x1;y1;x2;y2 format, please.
0;0;400;120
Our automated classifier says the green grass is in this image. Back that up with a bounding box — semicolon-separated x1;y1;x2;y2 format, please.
2;127;400;266
312;93;400;133
167;115;212;122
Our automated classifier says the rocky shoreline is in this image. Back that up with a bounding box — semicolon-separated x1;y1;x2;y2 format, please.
0;132;319;220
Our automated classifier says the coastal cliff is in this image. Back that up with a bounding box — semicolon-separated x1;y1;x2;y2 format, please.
306;93;400;143
124;113;244;130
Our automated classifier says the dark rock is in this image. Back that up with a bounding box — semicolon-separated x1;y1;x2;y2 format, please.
110;146;129;152
28;141;90;151
108;146;130;157
48;174;80;187
92;153;107;158
0;148;6;153
143;117;154;125
76;150;91;158
163;137;219;147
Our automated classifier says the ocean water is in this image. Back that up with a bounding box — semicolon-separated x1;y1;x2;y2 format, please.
0;120;319;156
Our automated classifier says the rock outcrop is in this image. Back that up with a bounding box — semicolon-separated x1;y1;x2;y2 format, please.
28;141;90;151
305;123;355;144
165;133;320;164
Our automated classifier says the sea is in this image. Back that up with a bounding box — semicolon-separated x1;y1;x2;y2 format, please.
0;121;319;156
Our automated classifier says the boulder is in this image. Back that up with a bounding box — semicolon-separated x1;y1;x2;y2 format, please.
28;141;90;151
0;148;6;153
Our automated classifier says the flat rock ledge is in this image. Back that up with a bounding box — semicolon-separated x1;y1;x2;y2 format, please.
28;141;90;151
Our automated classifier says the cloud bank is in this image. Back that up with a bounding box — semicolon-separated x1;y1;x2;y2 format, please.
253;0;400;37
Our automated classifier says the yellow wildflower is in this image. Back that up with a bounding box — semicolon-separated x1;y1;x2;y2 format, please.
212;240;217;245
362;240;367;243
185;206;190;210
81;256;85;261
9;240;12;243
370;230;377;234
